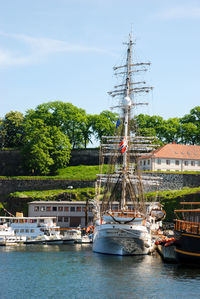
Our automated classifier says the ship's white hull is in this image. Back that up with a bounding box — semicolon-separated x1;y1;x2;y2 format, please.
92;223;152;256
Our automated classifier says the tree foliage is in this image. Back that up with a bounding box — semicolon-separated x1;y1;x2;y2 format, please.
22;118;71;175
0;111;24;148
1;102;200;175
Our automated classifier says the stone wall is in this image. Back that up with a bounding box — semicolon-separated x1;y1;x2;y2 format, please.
0;149;100;176
0;179;95;201
0;172;200;201
0;150;26;176
143;172;200;193
69;149;99;166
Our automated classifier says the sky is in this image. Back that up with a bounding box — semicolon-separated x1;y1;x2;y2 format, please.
1;0;200;121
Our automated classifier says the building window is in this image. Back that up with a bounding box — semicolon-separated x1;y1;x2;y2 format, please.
144;160;146;166
147;160;150;165
76;207;81;212
70;207;75;212
191;161;195;166
30;229;35;233
46;206;51;211
112;205;119;211
63;217;68;222
175;160;179;165
64;207;69;212
40;219;44;223
157;159;161;165
82;207;86;212
58;216;63;222
88;206;93;212
166;160;170;165
157;169;161;171
40;206;45;211
140;161;142;166
20;229;24;233
58;207;63;212
127;205;133;211
25;229;29;233
52;207;57;211
184;161;188;166
34;206;39;212
198;161;200;166
166;169;170;171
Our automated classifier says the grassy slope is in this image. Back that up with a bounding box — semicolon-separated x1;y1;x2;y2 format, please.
0;165;110;181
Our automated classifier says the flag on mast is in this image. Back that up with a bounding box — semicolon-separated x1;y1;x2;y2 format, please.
119;137;128;154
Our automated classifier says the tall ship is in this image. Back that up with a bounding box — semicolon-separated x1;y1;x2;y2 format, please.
174;202;200;264
92;33;165;256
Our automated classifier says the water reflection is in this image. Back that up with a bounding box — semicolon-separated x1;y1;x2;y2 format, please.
0;245;200;299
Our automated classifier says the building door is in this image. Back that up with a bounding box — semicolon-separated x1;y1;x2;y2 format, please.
70;217;81;227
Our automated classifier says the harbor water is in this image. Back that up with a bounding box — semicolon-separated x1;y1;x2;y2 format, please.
0;244;200;299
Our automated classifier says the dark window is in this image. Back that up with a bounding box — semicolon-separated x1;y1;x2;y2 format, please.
64;207;69;212
58;216;63;222
34;206;39;212
184;161;188;166
70;207;75;212
58;207;63;212
147;160;150;165
157;159;161;165
166;160;170;165
64;217;68;222
175;160;179;165
46;206;51;211
191;161;195;166
76;207;81;212
53;207;57;211
144;160;146;166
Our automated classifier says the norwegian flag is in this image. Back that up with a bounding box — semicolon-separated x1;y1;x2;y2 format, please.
119;137;128;154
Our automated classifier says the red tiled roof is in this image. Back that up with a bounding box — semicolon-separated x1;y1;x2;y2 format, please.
142;144;200;160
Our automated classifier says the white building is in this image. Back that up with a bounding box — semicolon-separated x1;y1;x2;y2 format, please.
28;201;94;228
139;143;200;172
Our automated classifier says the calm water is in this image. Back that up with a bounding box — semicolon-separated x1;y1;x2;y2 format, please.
0;244;200;299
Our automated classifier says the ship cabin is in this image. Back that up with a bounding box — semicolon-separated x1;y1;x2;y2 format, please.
174;202;200;235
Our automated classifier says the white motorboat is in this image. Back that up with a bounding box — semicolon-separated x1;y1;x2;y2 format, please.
0;216;62;245
62;228;82;243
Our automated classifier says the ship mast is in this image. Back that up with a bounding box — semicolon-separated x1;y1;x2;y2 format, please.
98;32;157;214
121;33;132;210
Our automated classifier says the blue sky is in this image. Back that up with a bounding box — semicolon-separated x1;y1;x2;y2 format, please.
1;0;200;120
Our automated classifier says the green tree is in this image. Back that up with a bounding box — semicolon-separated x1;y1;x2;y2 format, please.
181;106;200;125
158;118;180;143
91;110;118;141
179;122;199;145
22;118;71;175
25;101;87;149
0;111;24;148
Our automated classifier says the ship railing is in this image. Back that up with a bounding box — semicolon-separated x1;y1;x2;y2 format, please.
174;219;200;234
104;210;141;218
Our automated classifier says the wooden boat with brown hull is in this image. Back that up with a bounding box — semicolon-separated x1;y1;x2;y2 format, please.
174;202;200;265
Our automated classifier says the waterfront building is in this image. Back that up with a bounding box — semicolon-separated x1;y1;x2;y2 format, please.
139;143;200;172
28;201;94;228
